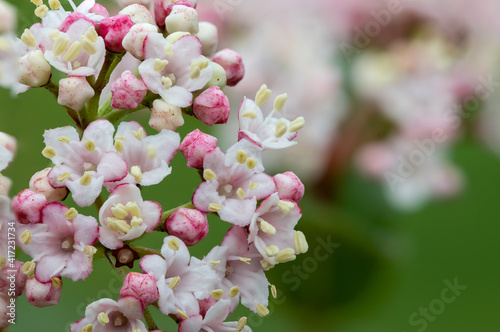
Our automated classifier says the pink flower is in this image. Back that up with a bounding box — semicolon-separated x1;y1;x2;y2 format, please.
99;14;135;53
211;49;245;86
110;121;180;188
248;193;306;266
29;168;68;203
179;129;217;169
192;146;275;226
273;171;304;202
140;236;220;317
110;70;147;109
122;23;158;60
12;189;47;224
120;272;159;309
70;297;147;332
165;208;209;246
179;299;252;332
24;276;62;308
17;202;99;283
43;120;128;207
193;86;230;126
139;34;214;107
99;184;161;249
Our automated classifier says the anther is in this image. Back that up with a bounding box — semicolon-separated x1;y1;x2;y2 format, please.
126;202;141;218
289;116;305;133
21;29;37;48
236;188;245;199
229;286;239;297
246;158;258;169
84;140;95;152
42;146;56;158
65;207;78;220
83;245;97;258
131;166;143;183
53;34;71;57
256;303;269;317
271;285;277;298
132;128;144;141
203;169;216;181
241;109;256;119
239;257;251;264
168;238;180;251
58;136;70;143
58;172;70;182
177;309;189;320
208;203;222;212
80;173;92;186
249;181;259;190
168;276;180;289
63;41;83;63
20;230;32;245
80;36;97;55
237;317;247;331
263;245;279;257
51;277;62;289
211;289;223;300
236;150;247;164
114;140;123;153
255;84;272;106
274;248;296;263
111;206;128;219
274;93;288;111
98;312;109;326
278;200;295;215
147;145;157;160
85;27;98;43
22;261;36;276
259;220;276;235
161;76;173;89
294;230;308;254
275;120;287;138
30;0;43;6
153;58;169;72
48;0;60;10
81;324;93;332
35;5;49;18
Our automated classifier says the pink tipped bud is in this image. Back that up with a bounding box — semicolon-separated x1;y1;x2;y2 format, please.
211;49;245;86
120;4;154;24
89;3;109;17
155;0;194;27
111;71;147;109
18;50;51;87
193;86;230;126
179;129;217;168
165;5;199;34
120;272;159;309
25;276;62;308
0;174;12;196
12;189;47;224
149;99;184;131
196;22;218;57
0;261;27;297
29;168;68;202
123;23;158;60
100;14;136;53
273;172;305;202
165;208;208;246
58;76;95;111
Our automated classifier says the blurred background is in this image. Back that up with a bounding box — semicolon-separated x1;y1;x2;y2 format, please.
2;0;500;331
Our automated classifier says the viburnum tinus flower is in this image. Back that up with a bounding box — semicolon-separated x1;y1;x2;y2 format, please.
42;119;128;207
17;202;99;283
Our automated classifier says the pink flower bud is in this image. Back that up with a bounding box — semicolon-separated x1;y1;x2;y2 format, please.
149;99;184;131
0;261;27;298
12;189;47;224
0;174;12;196
273;172;304;202
58;76;95;111
25;276;62;308
120;272;159;309
211;49;245;86
193;86;230;126
196;22;218;57
165;208;209;246
89;3;109;17
179;129;217;168
120;4;154;24
100;14;136;53
111;71;147;109
123;23;158;59
154;0;194;27
29;168;68;202
165;5;199;34
18;50;51;87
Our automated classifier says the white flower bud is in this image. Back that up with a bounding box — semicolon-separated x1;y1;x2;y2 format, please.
0;0;16;34
123;23;158;60
18;50;52;87
165;5;199;34
119;4;154;24
196;22;218;57
58;77;95;111
149;99;184;131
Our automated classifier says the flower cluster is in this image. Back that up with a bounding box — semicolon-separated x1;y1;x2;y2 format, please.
0;0;308;330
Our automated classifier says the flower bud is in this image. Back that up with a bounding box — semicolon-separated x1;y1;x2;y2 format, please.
29;168;68;202
155;0;194;27
273;172;304;202
0;174;12;196
193;86;230;126
179;129;217;168
165;208;208;246
123;23;158;60
89;3;109;17
18;50;51;87
165;5;199;34
58;76;95;111
120;272;159;309
204;62;227;89
149;99;184;131
111;71;147;109
12;189;47;224
120;4;154;24
0;0;16;34
100;14;135;53
212;49;245;86
25;276;62;308
196;22;218;57
0;261;27;297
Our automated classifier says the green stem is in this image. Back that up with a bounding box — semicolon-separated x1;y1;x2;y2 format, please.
144;307;158;331
129;245;161;257
94;194;104;213
98;95;113;117
103;108;140;124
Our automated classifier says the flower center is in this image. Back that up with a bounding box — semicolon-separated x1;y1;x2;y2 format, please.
109;311;128;327
218;183;235;198
60;236;75;252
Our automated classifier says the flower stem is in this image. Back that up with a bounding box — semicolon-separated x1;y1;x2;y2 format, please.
94;194;104;213
129;245;161;257
144;307;158;331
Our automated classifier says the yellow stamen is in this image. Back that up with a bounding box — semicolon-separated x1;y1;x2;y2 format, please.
22;261;36;276
210;260;220;268
278;200;295;215
57;172;70;182
31;0;43;6
208;203;222;212
107;218;132;233
275;120;287;138
111;206;128;219
241;109;256;119
20;230;32;245
53;34;71;57
289;116;305;133
63;41;83;63
203;169;216;181
274;93;288;111
21;29;37;48
274;248;296;263
236;150;247;164
294;231;308;254
81;324;93;332
259;220;276;235
84;140;95;152
51;277;62;289
114;140;123;153
42;146;56;159
256;303;269;317
58;136;70;143
85;27;98;43
153;58;169;72
249;181;259;190
161;76;173;89
255;84;272;106
246;158;258;169
168;276;180;289
263;245;279;257
80;36;97;55
239;257;251;264
168;238;180;251
132;128;144;141
65;207;78;220
126;202;141;218
211;289;224;300
236;188;245;199
35;5;49;18
131;166;143;183
147;145;157;160
48;0;60;10
229;286;239;297
80;173;92;186
271;285;277;298
177;309;189;320
237;317;247;331
97;312;109;326
260;259;274;271
130;216;143;227
49;29;60;42
83;245;97;258
164;43;174;57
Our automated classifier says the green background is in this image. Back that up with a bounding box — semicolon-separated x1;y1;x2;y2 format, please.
2;1;500;331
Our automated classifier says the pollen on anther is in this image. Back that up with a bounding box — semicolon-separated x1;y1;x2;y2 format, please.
275;120;287;138
63;41;83;63
208;203;222;212
65;207;78;220
114;140;123;153
20;230;32;245
271;285;277;298
48;0;60;10
168;276;180;289
132;128;144;141
53;34;71;57
294;231;309;254
58;172;70;182
241;109;256;119
22;261;36;276
80;173;92;186
239;257;251;264
84;140;96;152
210;260;220;268
255;84;272;106
236;188;245;199
35;4;49;18
58;136;70;143
30;0;43;6
229;286;239;297
236;150;247;164
42;146;56;159
177;309;189;320
246;158;258;169
278;200;295;215
249;181;259;190
274;93;288;111
256;303;270;317
85;27;98;43
153;58;169;72
203;169;216;181
289;116;305;133
80;36;97;55
211;289;223;300
21;29;37;48
237;316;247;330
98;312;109;326
83;245;97;258
131;166;143;183
81;324;93;332
51;277;62;289
168;238;180;251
